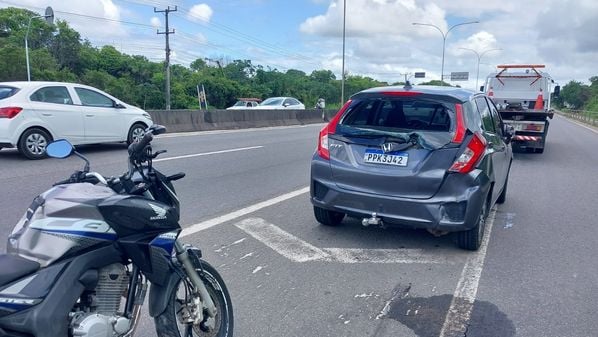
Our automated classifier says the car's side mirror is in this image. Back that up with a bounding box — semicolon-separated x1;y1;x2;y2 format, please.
479;86;485;92
553;85;560;97
46;139;74;159
114;102;126;109
283;103;290;107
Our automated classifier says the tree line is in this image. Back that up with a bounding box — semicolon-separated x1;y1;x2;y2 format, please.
3;7;594;112
0;7;397;110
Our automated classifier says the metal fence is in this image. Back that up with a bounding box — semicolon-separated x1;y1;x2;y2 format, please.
558;110;598;127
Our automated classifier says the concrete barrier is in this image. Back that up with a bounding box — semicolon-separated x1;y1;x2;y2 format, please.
147;109;337;133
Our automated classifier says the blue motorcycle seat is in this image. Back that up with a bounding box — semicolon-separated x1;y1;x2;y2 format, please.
0;254;40;288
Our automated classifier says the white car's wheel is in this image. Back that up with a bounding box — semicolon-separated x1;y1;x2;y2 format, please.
127;123;147;145
18;128;52;160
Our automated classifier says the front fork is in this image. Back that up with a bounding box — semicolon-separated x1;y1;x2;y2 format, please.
174;241;217;324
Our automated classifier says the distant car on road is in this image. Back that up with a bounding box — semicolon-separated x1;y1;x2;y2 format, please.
254;97;305;110
310;85;514;250
226;98;261;110
0;81;153;159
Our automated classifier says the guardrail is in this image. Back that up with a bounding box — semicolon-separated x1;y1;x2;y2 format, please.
147;108;337;133
557;110;598;127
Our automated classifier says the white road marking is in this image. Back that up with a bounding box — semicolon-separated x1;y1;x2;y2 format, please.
180;187;309;237
157;124;321;139
252;266;263;274
323;247;456;264
438;208;497;337
154;146;263;162
235;217;329;262
235;217;461;264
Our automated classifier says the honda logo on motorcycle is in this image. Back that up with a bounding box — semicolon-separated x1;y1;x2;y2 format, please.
149;203;167;220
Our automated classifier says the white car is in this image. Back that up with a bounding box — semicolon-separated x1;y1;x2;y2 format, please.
254;97;305;110
0;81;153;159
226;100;259;110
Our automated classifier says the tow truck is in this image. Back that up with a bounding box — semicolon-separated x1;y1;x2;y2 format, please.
483;64;560;153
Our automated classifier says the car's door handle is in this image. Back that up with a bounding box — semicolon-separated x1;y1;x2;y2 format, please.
86;114;95;117
42;113;52;116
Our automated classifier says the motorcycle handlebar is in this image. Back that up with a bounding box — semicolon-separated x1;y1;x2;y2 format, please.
128;132;154;159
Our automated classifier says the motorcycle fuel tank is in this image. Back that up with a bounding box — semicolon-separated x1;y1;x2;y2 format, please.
7;183;119;267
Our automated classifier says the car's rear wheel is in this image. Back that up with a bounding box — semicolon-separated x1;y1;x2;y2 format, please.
18;127;52;160
127;123;147;145
313;206;345;226
456;197;488;251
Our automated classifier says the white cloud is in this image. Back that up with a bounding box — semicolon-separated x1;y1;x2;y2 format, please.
296;0;598;88
7;0;129;39
188;3;213;23
150;16;161;28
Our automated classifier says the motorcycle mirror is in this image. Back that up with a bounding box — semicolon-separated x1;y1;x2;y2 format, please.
148;124;167;135
46;139;74;159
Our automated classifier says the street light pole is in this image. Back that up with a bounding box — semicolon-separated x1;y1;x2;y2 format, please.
25;7;53;81
341;0;346;104
458;48;501;90
412;21;479;86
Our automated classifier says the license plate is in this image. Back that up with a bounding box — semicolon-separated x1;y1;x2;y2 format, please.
364;149;408;166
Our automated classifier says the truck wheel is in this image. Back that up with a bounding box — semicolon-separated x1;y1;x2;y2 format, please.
314;206;345;226
456;197;488;251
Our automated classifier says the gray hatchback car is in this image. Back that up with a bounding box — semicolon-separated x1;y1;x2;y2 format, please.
310;85;513;250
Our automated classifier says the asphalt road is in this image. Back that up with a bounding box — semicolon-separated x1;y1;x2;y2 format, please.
0;116;597;337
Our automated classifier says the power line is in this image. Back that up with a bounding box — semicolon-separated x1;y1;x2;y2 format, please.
118;0;322;67
0;0;156;29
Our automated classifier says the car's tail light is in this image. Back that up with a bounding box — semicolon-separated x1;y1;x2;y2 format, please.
452;103;466;144
0;107;23;119
318;100;352;160
449;132;487;173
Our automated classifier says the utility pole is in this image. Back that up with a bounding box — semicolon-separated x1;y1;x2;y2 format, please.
155;6;177;110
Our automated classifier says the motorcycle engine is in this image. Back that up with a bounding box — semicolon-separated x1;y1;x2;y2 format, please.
70;264;132;337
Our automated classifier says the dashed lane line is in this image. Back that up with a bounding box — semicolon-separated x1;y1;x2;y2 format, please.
154;146;263;162
179;186;309;238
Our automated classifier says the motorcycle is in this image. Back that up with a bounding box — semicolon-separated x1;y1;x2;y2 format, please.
0;125;233;337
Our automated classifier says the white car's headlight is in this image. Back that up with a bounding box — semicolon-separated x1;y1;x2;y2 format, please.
143;113;152;120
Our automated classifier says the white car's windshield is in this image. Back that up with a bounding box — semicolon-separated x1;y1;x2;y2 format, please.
233;101;246;107
261;98;283;106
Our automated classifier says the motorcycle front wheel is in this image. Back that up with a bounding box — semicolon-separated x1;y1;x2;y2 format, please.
154;259;233;337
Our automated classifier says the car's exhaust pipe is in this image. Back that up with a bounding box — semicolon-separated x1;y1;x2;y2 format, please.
362;212;383;227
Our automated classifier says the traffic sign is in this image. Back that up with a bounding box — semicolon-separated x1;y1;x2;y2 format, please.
450;72;469;81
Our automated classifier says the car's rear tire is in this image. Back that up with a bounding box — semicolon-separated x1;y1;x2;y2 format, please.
456;197;488;251
18;127;52;160
127;123;147;145
313;206;345;226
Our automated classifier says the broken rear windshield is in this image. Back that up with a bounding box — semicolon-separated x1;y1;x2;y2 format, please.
336;97;457;149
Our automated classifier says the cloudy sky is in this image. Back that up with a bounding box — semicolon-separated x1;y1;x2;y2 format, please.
3;0;597;90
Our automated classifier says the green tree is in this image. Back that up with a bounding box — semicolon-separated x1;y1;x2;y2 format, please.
560;81;590;109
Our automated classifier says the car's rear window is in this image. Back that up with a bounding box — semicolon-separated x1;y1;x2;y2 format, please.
0;86;19;100
340;97;454;132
